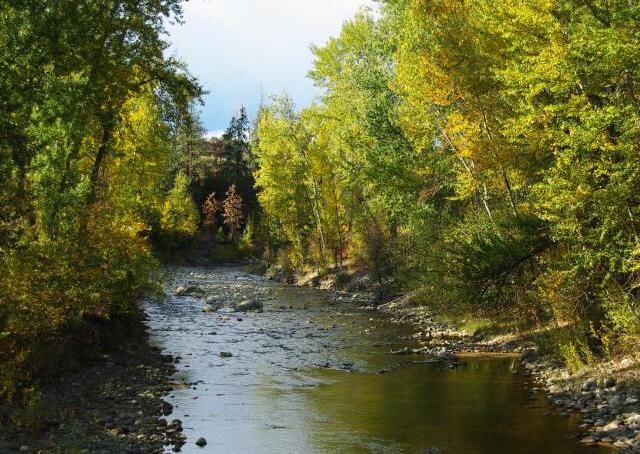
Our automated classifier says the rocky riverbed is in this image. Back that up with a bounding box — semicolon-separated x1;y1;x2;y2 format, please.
524;354;640;452
0;320;186;453
146;265;610;453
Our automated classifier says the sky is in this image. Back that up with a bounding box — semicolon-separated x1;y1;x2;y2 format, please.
167;0;374;137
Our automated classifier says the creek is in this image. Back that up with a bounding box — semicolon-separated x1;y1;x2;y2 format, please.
144;266;611;454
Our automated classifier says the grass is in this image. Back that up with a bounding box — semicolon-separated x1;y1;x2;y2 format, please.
436;314;524;338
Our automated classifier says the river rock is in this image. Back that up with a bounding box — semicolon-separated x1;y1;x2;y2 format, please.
174;286;205;296
521;347;538;361
205;296;223;307
202;300;223;313
603;420;620;431
161;401;173;416
625;413;640;424
234;299;263;312
582;378;597;391
621;358;634;368
580;436;596;444
195;437;207;447
167;419;182;430
264;265;295;283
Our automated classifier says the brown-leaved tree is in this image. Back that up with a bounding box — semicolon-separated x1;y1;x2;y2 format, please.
223;184;243;241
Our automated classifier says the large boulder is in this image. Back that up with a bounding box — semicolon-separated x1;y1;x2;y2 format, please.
234;299;264;313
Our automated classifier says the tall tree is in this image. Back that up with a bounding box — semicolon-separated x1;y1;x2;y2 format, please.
223;184;244;242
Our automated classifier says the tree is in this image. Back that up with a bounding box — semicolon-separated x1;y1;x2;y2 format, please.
220;106;256;212
253;96;318;268
160;172;200;249
223;184;244;241
222;106;251;182
187;108;258;235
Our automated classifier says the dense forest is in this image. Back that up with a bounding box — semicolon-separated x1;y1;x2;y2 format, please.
2;0;640;408
0;1;208;400
253;0;640;367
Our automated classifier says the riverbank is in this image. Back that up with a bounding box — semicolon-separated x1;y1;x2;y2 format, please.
265;264;640;453
0;314;185;454
381;292;640;452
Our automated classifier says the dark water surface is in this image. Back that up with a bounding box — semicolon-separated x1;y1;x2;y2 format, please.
144;266;611;454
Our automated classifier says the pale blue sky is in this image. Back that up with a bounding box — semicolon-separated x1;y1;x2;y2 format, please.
167;0;374;136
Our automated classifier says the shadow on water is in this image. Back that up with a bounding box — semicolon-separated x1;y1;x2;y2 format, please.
144;266;612;454
296;359;604;453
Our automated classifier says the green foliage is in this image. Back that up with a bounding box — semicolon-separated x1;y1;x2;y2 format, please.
432;212;549;315
252;0;640;363
159;172;200;250
238;216;257;257
0;0;203;400
207;241;255;264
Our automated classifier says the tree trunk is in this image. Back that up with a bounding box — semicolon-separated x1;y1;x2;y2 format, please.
87;116;115;206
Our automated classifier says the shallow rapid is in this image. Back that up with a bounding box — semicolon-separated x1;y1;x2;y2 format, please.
144;266;611;454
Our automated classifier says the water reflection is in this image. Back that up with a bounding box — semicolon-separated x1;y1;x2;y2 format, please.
145;267;611;454
299;359;608;453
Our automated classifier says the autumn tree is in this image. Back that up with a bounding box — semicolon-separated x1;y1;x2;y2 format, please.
187;108;258;231
223;184;244;242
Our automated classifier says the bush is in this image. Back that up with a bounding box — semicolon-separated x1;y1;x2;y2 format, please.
0;212;158;402
238;217;257;257
416;209;549;319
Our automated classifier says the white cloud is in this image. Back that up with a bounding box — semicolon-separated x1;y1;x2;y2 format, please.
167;0;374;131
203;130;225;139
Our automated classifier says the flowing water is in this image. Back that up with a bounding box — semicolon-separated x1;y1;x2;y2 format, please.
144;266;611;454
